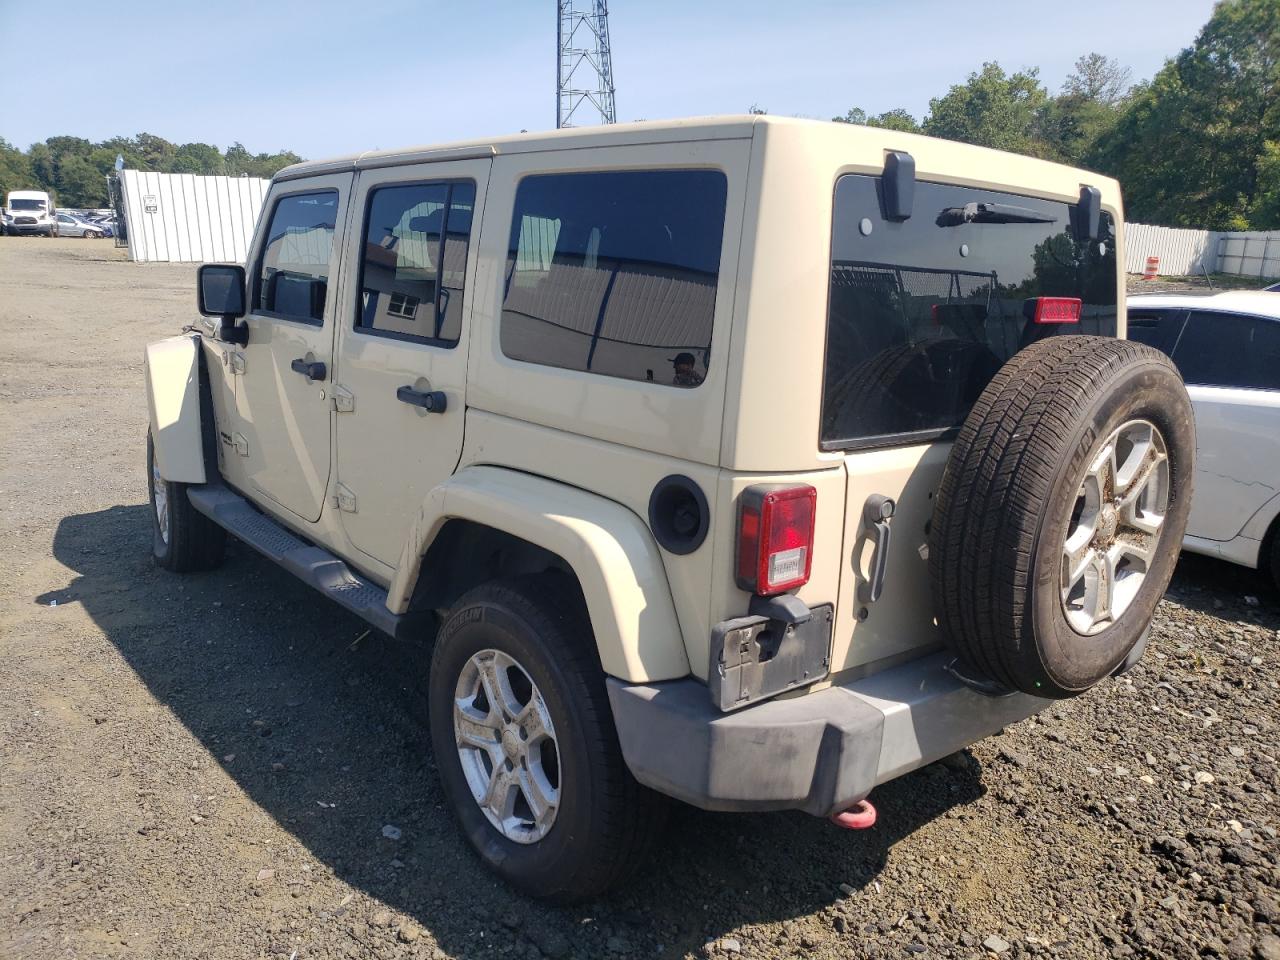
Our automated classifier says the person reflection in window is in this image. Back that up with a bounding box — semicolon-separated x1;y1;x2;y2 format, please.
671;352;704;387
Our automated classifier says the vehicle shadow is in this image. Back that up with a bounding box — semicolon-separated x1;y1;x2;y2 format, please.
46;504;986;959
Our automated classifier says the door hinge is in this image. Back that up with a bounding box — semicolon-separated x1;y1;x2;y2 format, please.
232;432;249;457
332;385;355;413
333;482;357;513
228;352;246;375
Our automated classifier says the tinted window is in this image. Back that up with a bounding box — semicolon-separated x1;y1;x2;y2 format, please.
256;191;338;324
1126;309;1186;355
356;181;475;345
822;175;1118;447
501;169;728;387
1172;312;1280;390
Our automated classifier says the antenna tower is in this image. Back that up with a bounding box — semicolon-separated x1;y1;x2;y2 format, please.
557;1;616;128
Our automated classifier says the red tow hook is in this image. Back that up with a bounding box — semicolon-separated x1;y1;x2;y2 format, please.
829;799;877;830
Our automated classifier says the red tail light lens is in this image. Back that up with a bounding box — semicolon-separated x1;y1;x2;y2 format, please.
1029;296;1082;324
736;484;817;595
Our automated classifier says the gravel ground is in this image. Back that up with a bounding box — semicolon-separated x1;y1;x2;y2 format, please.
1;237;1278;960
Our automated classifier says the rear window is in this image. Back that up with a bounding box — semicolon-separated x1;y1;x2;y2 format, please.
821;175;1118;448
500;169;728;388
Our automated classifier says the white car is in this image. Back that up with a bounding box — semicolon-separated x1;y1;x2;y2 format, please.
1128;291;1280;587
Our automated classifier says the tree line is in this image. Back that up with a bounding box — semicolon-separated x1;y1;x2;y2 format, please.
826;0;1278;231
0;134;302;209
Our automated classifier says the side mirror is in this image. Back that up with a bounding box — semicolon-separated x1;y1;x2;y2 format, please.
197;263;246;319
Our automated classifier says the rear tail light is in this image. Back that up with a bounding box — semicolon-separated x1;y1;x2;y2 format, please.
736;484;816;595
1025;296;1083;324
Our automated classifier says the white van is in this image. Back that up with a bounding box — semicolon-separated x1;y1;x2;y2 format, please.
4;190;57;237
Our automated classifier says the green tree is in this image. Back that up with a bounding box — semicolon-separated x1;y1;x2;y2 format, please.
1038;54;1132;164
0;138;34;201
922;62;1050;155
832;106;921;133
1089;0;1280;228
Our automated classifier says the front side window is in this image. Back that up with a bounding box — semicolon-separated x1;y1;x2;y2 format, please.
255;190;338;324
500;169;728;387
1172;312;1280;390
356;180;475;345
822;175;1118;448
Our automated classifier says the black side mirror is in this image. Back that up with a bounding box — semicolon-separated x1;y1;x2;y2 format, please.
198;263;247;319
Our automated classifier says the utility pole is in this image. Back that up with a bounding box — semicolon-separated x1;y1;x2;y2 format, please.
557;1;617;128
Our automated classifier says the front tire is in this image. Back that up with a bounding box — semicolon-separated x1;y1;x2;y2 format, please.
429;575;664;903
147;431;225;572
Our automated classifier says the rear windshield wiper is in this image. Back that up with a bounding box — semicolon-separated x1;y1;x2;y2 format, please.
935;202;1058;227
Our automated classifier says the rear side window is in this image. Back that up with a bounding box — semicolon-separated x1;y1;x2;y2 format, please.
356;181;476;346
1126;309;1186;355
821;175;1118;448
256;191;338;324
1172;312;1280;390
500;169;728;387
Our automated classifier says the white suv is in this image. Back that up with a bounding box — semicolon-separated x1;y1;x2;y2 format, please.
1128;290;1280;587
144;116;1194;901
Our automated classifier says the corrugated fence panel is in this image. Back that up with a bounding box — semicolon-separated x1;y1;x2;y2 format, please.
1123;223;1218;276
120;169;271;263
1218;231;1280;279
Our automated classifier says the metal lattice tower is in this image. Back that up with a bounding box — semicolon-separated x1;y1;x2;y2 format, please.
557;1;616;128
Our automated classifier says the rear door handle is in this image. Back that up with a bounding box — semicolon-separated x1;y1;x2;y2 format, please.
858;494;896;604
396;385;447;413
290;358;327;382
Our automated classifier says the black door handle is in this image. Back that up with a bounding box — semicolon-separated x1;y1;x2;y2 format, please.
290;358;327;382
396;385;447;413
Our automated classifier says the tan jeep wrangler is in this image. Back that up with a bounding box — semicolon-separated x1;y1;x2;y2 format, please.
143;116;1194;902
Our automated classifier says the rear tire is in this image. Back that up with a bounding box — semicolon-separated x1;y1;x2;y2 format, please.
147;431;225;572
429;575;664;903
930;336;1195;698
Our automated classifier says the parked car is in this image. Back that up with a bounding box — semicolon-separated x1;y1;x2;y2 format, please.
5;189;57;236
1264;280;1279;292
55;213;107;238
143;116;1194;901
1128;291;1280;587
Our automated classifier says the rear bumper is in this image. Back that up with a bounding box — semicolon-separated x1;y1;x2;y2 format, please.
606;652;1049;817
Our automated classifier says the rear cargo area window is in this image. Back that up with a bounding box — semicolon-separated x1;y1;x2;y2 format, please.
821;175;1118;448
255;191;338;324
500;169;728;387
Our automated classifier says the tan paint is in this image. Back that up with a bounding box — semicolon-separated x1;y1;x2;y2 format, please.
153;115;1129;690
144;335;205;483
387;464;689;682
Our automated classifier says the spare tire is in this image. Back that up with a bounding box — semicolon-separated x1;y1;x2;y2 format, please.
929;335;1194;698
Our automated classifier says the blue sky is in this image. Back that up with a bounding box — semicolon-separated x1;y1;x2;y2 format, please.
1;0;1215;159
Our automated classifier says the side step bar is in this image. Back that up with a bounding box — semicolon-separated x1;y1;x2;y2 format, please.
186;484;424;641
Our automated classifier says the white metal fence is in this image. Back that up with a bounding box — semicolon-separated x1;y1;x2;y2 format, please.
119;169;270;263
1125;221;1280;279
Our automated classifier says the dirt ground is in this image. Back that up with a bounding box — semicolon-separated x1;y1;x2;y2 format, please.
1;238;1277;960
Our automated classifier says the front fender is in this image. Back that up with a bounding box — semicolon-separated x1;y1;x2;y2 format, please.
388;466;689;683
144;334;205;483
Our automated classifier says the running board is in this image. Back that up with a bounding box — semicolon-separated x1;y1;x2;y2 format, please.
186;484;422;641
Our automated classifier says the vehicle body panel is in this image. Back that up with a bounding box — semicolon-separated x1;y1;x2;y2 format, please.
332;158;491;568
144;335;206;483
387;463;689;681
231;172;354;523
1128;292;1280;567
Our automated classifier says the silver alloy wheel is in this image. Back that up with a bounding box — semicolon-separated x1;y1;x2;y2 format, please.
152;458;170;545
453;648;560;844
1060;419;1170;636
